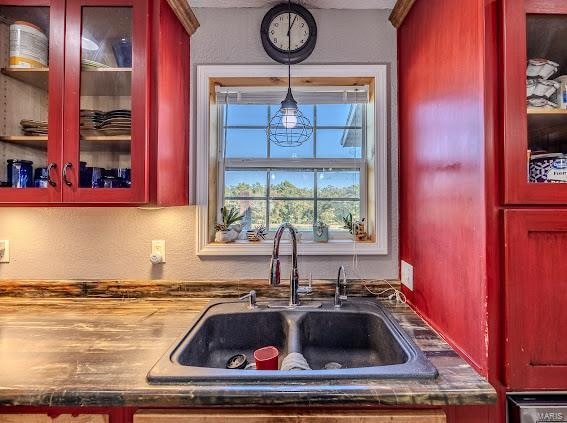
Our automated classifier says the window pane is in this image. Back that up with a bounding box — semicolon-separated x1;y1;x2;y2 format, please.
224;199;267;230
225;128;267;158
270;170;314;198
317;200;361;231
225;104;267;127
225;170;267;197
317;104;362;127
270;200;314;232
318;170;360;199
316;128;362;158
270;137;314;159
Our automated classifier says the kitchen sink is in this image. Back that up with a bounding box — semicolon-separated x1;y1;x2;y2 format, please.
147;298;438;383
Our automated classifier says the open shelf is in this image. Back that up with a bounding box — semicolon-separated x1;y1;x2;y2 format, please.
528;109;567;115
0;135;131;143
1;68;49;90
82;135;131;141
0;67;132;96
0;135;47;144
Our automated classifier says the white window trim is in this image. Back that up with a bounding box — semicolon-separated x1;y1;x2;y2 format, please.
196;64;389;256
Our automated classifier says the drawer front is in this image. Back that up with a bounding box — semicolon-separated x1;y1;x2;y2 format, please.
0;415;108;423
134;410;447;423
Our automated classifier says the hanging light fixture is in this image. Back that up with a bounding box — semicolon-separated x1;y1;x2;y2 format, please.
268;0;313;147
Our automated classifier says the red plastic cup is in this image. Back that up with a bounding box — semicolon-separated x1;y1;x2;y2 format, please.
254;346;279;370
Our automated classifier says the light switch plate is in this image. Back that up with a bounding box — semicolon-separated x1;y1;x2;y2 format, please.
152;240;166;263
0;240;10;263
401;260;413;291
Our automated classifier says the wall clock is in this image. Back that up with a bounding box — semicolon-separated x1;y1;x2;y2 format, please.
260;3;317;65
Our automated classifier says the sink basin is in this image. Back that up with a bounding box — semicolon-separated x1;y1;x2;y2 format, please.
147;299;438;383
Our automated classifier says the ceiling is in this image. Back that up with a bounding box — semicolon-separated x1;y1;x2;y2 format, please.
189;0;396;9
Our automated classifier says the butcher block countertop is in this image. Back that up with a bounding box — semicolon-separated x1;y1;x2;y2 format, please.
0;280;496;408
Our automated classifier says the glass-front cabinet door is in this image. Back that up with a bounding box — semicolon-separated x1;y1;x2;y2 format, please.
63;0;148;203
504;0;567;204
0;0;64;203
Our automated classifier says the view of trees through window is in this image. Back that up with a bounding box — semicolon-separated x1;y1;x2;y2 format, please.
219;99;366;234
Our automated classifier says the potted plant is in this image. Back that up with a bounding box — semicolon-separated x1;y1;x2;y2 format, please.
313;221;329;242
214;207;244;243
343;213;367;241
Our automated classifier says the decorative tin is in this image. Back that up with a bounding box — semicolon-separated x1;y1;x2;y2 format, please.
313;222;329;242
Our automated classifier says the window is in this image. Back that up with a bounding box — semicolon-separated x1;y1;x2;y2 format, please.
218;88;367;236
196;65;388;255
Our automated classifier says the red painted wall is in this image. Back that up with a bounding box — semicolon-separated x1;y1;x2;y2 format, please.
399;0;490;375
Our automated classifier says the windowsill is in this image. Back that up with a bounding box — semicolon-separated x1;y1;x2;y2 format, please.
196;238;387;256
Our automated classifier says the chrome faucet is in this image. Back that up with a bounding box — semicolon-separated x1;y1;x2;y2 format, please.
269;223;301;307
335;265;348;308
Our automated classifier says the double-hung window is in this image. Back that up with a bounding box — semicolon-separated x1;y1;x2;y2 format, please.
196;65;388;256
217;87;368;238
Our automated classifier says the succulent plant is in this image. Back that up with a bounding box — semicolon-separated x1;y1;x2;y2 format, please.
343;213;354;234
215;206;244;232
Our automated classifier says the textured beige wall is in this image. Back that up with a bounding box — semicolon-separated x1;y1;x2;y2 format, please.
0;7;398;281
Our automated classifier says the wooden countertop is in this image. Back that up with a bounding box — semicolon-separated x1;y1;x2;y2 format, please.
0;284;496;408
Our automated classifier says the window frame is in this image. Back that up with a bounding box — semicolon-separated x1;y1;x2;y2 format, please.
196;65;389;256
216;99;367;239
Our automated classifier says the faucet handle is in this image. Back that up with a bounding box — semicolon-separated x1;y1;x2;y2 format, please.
297;273;313;295
239;290;257;309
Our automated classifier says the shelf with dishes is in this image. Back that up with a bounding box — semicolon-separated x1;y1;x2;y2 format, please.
0;67;132;96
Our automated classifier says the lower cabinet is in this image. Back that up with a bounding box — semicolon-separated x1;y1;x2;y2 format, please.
0;415;108;423
133;410;447;423
505;209;567;389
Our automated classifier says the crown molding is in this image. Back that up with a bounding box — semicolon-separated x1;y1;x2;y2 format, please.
389;0;416;28
167;0;201;36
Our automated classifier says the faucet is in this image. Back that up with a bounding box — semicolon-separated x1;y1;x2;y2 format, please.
269;223;301;307
335;265;348;308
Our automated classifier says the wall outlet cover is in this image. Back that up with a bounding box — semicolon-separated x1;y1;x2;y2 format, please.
401;260;413;291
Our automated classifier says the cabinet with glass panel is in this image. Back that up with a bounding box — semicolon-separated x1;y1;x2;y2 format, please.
504;0;567;204
0;0;194;205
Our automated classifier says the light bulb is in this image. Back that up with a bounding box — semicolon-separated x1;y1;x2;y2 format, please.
281;109;298;129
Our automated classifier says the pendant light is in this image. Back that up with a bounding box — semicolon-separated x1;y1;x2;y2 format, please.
268;0;313;147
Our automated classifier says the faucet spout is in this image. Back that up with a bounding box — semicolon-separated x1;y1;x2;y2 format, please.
269;223;300;307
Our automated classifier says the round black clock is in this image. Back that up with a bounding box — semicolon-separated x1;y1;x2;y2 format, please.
260;3;317;65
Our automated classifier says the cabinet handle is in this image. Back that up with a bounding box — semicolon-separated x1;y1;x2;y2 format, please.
47;162;57;187
63;162;72;187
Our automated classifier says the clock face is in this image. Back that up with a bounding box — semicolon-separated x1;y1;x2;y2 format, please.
268;12;310;52
260;3;317;65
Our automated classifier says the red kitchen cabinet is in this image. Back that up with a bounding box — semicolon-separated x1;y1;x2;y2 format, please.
503;0;567;205
504;209;567;390
0;0;195;205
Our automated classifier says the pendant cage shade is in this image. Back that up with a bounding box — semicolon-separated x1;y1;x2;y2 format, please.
268;89;313;147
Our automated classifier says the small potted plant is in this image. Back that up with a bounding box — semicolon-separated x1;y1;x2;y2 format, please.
247;225;268;242
214;206;244;243
343;213;355;235
313;221;329;242
343;213;368;241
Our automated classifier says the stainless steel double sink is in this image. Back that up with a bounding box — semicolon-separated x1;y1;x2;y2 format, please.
147;298;438;383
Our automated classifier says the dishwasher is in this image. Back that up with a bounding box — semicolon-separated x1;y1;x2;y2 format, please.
508;394;567;422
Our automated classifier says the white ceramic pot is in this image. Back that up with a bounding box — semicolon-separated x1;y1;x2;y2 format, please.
215;230;233;243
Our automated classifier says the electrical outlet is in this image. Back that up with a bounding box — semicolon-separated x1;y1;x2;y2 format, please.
401;260;413;291
152;240;166;263
0;240;10;263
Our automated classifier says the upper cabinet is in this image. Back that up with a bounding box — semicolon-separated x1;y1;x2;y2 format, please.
503;0;567;204
0;0;196;206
